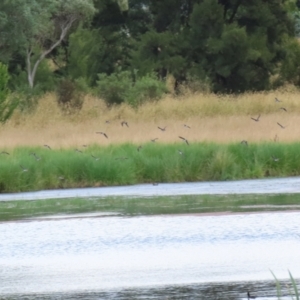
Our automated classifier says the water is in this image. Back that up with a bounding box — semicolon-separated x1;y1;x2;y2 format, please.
1;211;300;299
1;176;300;201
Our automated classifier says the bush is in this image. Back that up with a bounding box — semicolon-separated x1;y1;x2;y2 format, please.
97;71;167;107
97;71;132;106
56;79;84;114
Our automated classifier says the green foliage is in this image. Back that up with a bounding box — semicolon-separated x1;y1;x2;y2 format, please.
56;78;84;114
1;0;300;97
126;73;167;107
279;39;300;86
97;71;132;106
189;0;295;92
97;71;166;107
0;63;18;123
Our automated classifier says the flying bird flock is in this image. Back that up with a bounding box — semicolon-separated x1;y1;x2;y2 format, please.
1;97;289;182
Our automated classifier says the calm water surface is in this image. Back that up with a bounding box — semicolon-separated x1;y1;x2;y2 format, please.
1;211;300;299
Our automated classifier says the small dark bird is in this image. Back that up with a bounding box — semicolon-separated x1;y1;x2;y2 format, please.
184;124;191;129
121;121;129;127
251;114;261;122
151;138;158;142
44;144;51;150
280;107;287;112
30;152;41;161
277;122;287;129
105;120;110;124
179;136;189;145
275;97;282;103
247;291;256;299
271;155;279;162
137;145;142;152
1;151;9;155
241;140;248;146
91;155;99;161
75;148;83;153
115;157;128;160
152;182;159;186
20;165;28;172
158;126;166;131
96;132;108;138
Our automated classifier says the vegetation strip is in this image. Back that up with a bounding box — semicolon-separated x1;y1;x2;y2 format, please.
1;142;300;193
1;193;300;222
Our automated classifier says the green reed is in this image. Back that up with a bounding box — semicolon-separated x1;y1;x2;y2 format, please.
1;142;300;192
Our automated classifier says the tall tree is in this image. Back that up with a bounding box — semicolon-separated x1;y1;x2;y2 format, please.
25;0;95;88
189;0;296;92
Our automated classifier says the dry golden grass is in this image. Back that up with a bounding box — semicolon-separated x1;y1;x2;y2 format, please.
1;87;300;149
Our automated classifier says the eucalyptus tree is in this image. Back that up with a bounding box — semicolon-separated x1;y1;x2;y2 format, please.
24;0;96;88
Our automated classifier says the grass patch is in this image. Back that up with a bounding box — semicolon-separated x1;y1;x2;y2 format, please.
1;193;300;222
1;142;300;192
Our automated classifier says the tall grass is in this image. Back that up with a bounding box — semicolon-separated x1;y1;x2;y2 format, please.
1;87;300;148
1;142;300;192
271;271;300;300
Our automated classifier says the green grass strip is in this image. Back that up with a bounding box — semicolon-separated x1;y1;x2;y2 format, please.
1;142;300;192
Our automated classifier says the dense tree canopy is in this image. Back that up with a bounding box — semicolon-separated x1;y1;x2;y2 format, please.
0;0;300;97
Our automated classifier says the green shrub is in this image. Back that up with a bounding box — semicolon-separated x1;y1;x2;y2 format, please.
97;71;132;106
126;73;167;107
97;71;167;107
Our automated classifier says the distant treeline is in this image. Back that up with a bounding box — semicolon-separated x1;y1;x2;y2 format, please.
1;0;300;112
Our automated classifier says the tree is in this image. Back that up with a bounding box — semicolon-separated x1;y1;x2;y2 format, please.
0;63;17;123
189;0;296;92
25;0;95;88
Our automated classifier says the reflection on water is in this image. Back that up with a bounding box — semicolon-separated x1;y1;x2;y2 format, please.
0;212;300;299
1;176;300;201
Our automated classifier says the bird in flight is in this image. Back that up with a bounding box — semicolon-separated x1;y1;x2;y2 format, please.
91;155;100;161
30;152;41;161
277;122;287;129
115;157;128;160
20;165;28;172
151;138;158;142
158;126;166;131
271;155;279;162
44;144;51;150
96;132;108;138
280;107;287;112
121;121;129;127
251;114;260;122
184;124;191;129
179;136;189;145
